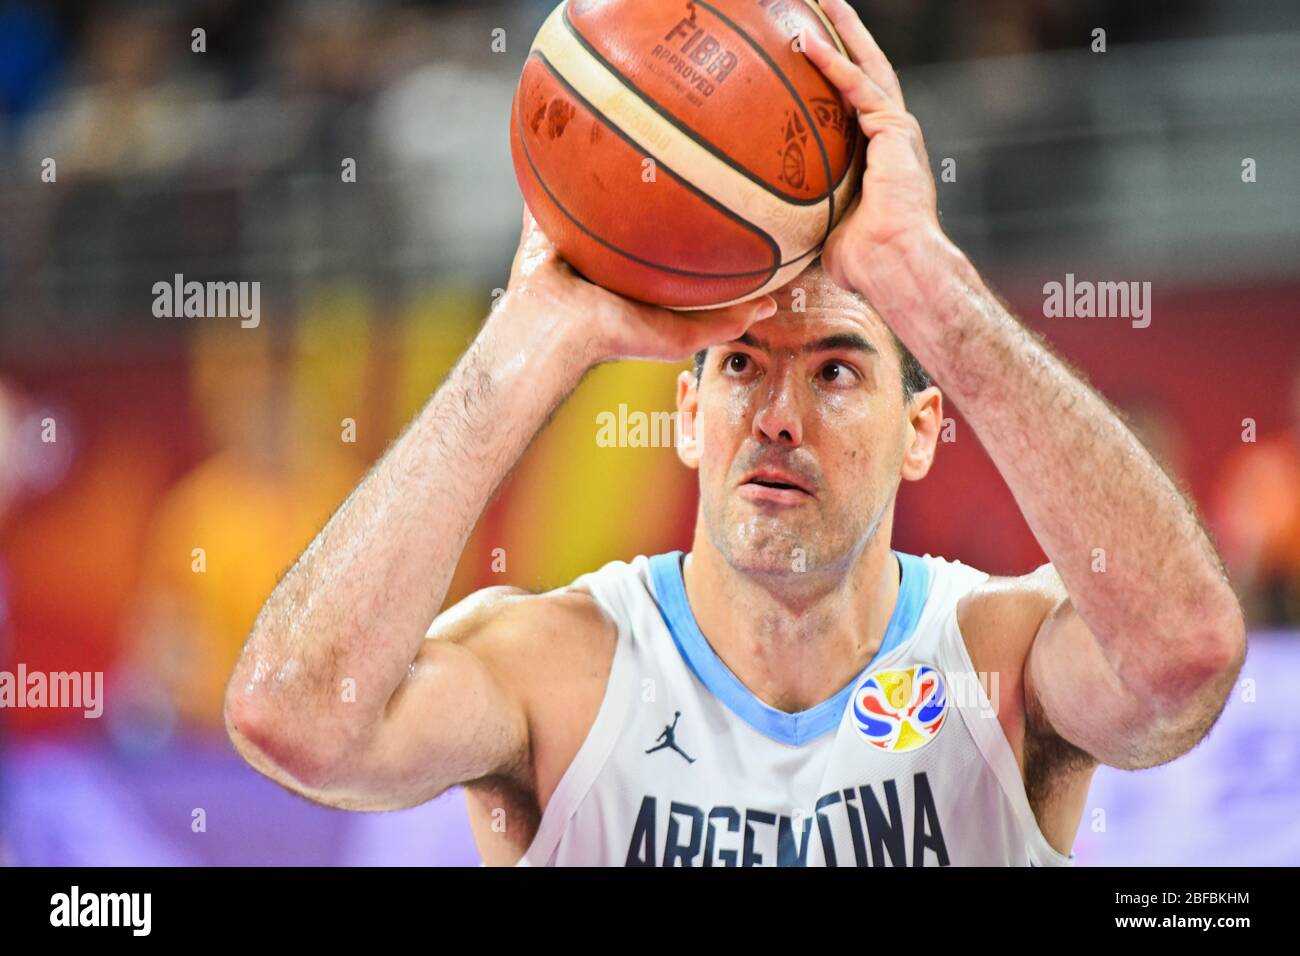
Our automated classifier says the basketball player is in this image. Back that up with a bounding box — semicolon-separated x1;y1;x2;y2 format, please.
224;0;1245;865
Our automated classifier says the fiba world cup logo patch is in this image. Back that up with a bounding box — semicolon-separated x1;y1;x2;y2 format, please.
851;664;949;752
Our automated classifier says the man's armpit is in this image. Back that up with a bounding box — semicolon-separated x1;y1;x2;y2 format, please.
1022;672;1099;810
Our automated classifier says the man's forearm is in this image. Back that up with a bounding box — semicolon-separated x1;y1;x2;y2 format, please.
227;293;593;750
869;232;1241;684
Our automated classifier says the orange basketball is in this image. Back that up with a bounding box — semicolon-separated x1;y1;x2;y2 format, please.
510;0;862;309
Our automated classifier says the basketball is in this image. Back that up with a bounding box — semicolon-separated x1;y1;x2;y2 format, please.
510;0;863;309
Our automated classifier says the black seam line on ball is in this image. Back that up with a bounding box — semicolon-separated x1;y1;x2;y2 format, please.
562;1;829;208
689;0;837;248
792;0;867;193
521;49;780;286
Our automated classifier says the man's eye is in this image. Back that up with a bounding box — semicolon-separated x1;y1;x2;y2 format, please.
818;361;856;383
723;353;750;374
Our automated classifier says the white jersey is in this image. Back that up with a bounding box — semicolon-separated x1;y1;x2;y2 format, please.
515;550;1075;867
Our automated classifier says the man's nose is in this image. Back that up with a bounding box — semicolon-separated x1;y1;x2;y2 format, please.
752;366;804;446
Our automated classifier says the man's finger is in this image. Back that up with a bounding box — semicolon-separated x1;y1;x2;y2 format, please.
706;294;778;329
804;29;894;118
677;295;776;333
605;296;759;362
817;0;905;110
697;300;775;352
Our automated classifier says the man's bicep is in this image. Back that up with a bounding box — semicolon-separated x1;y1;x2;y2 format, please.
1023;564;1221;771
333;587;539;810
1023;583;1135;768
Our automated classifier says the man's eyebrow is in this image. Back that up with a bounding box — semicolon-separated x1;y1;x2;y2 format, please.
734;331;878;356
803;333;878;356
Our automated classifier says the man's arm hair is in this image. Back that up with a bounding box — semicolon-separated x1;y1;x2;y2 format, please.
227;585;612;811
881;238;1245;772
223;293;595;799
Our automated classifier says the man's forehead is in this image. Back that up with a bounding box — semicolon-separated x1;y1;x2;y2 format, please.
753;266;889;344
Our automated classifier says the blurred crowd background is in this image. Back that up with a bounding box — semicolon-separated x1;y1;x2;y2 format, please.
0;0;1297;865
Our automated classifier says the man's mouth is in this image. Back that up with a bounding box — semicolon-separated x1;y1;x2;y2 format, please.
740;469;815;503
748;478;807;492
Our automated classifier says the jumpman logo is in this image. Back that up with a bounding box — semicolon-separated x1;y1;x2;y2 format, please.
645;711;695;763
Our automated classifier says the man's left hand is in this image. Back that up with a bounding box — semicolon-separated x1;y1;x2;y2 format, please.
803;0;950;308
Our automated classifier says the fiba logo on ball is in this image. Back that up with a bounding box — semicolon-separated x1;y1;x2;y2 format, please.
851;664;949;752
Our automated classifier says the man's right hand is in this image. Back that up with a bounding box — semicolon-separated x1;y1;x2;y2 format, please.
502;207;777;366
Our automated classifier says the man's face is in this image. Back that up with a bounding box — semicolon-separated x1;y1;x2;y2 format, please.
677;266;940;582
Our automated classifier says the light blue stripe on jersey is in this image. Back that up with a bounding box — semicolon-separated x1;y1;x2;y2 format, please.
648;550;931;747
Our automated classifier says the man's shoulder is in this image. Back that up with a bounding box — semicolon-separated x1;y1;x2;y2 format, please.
946;562;1063;744
433;582;617;657
423;581;620;726
907;551;993;588
432;550;663;674
952;561;1062;652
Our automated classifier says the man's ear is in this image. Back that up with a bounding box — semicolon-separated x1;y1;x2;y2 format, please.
675;369;702;470
901;386;943;482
